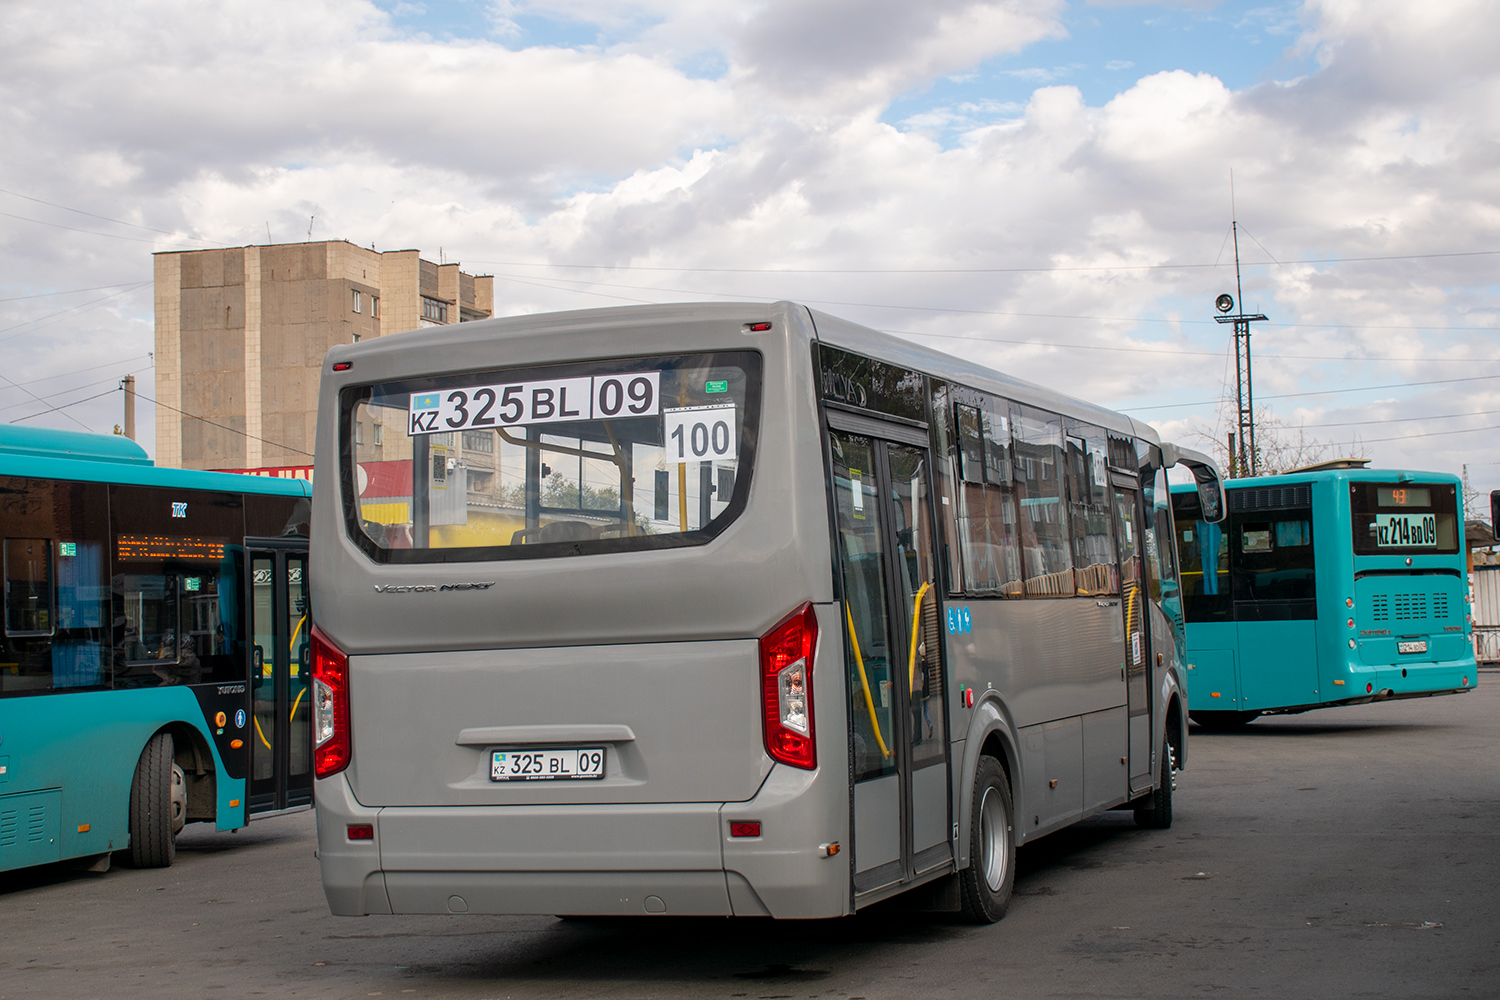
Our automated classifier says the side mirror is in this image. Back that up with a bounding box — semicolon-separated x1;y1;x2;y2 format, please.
1165;443;1227;524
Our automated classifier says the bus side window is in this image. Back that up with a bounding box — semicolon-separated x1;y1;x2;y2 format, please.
3;537;54;637
1172;491;1231;623
1066;425;1116;597
1231;509;1316;615
1;479;111;696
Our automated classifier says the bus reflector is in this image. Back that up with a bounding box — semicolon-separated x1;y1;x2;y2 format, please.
730;821;761;838
760;603;818;770
311;625;352;778
347;824;374;840
332;361;353;371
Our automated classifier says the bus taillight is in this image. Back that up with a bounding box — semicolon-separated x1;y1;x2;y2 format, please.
311;625;351;778
760;603;818;770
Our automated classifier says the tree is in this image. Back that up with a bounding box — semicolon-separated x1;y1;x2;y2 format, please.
1198;407;1365;478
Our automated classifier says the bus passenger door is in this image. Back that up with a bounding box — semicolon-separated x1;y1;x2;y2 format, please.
829;427;950;899
1113;484;1153;791
248;543;313;814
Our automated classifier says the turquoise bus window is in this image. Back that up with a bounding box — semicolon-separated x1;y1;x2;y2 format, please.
1231;510;1316;616
3;538;53;637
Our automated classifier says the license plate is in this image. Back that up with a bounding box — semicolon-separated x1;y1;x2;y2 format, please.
1397;640;1428;655
491;748;605;781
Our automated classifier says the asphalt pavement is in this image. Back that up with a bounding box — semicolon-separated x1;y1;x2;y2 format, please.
3;675;1498;999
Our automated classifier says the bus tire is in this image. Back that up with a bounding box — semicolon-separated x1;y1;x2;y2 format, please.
958;756;1015;924
1133;739;1175;830
129;732;178;868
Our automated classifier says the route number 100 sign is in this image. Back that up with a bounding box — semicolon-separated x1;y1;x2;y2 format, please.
664;404;737;464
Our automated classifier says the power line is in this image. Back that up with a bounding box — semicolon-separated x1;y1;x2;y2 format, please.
0;353;154;392
1292;407;1500;430
0;211;220;250
0;187;228;244
0;365;155;416
1121;372;1500;412
0;282;149;303
887;327;1500;363
131;389;314;458
491;269;1500;336
1356;421;1500;445
0;281;152;345
9;387;118;424
469;247;1500;276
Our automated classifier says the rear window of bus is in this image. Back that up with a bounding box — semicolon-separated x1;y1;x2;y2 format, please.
1349;481;1459;555
341;351;761;562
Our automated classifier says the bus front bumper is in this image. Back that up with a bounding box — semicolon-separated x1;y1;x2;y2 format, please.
314;764;849;920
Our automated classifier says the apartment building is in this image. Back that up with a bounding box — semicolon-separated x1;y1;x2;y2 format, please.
153;240;493;470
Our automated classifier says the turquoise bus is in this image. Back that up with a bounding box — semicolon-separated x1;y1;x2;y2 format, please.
1171;464;1477;727
0;426;311;873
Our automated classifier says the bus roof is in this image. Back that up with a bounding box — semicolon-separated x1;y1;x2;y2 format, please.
806;307;1151;441
326;300;1156;445
0;424;152;465
0;425;311;497
1171;467;1462;492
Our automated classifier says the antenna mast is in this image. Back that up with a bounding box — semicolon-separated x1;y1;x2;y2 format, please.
1214;213;1269;477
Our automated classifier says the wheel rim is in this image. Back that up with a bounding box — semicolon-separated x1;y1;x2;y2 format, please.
978;786;1008;892
170;763;187;834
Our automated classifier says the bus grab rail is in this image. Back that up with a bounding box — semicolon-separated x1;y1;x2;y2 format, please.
907;582;931;694
846;604;892;760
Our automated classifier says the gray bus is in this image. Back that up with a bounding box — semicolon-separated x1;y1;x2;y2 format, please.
309;302;1224;923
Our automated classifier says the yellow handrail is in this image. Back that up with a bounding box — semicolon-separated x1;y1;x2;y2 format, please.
907;581;931;693
846;604;891;759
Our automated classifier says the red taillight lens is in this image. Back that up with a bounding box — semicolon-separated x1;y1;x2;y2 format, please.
311;625;351;777
760;603;818;770
346;823;374;840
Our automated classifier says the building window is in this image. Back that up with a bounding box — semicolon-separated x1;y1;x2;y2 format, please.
356;422;365;445
422;296;449;323
372;296;380;319
352;334;360;343
352;290;362;314
373;423;384;446
461;431;494;453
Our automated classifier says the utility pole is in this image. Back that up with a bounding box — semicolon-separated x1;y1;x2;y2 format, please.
1214;221;1268;477
121;375;136;441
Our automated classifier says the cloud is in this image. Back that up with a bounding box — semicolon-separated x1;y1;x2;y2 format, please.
730;0;1067;109
1;0;1499;487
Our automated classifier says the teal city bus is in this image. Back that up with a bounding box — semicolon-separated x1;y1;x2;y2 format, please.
0;425;311;873
1171;464;1477;727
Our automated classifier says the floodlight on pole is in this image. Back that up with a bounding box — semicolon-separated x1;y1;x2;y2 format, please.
1213;222;1269;477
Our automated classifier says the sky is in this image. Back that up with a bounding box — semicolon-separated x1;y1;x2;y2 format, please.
1;0;1497;496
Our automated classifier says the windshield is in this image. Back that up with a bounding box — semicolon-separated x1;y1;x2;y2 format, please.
342;351;761;562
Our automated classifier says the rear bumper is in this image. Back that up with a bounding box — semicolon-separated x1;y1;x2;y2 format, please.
1342;654;1476;699
315;762;850;919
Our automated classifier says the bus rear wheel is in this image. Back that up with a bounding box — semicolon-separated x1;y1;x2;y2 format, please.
129;733;180;868
958;756;1015;924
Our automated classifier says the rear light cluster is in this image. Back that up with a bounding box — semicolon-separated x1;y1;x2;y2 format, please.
311;625;351;777
759;603;818;770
